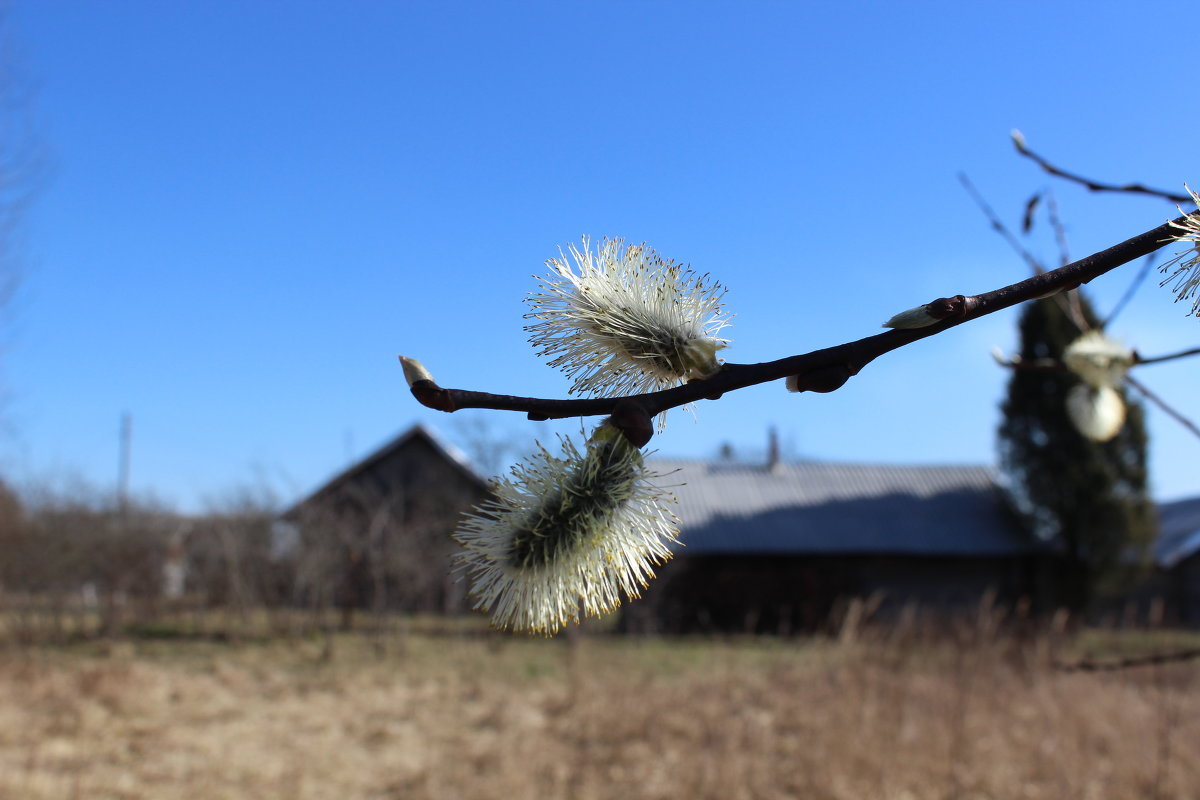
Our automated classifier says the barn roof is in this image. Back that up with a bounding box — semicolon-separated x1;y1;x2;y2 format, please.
1155;496;1200;569
648;458;1036;557
283;424;488;518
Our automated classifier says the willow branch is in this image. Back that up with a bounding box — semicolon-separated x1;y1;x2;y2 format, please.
1134;346;1200;366
1104;251;1158;328
993;345;1200;372
1012;131;1194;205
991;353;1200;442
1045;190;1071;267
959;173;1089;331
403;216;1191;430
1044;190;1090;328
1125;375;1200;441
958;172;1046;274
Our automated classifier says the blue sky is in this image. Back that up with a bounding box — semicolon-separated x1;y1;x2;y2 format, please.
3;0;1197;510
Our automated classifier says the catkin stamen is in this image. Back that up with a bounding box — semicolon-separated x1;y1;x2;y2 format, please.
507;440;637;568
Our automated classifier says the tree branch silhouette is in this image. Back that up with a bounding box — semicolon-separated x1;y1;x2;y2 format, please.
958;172;1046;275
1126;375;1200;441
1011;130;1195;205
1104;251;1159;328
992;345;1200;442
403;215;1193;443
1134;345;1200;366
958;173;1090;330
995;344;1200;373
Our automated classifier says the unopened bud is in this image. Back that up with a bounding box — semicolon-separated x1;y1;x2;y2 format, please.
399;355;434;387
883;305;939;330
990;347;1020;367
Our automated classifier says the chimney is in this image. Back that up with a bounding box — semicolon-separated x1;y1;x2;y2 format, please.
767;426;780;471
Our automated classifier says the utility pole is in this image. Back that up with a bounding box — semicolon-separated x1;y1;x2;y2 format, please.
117;412;131;515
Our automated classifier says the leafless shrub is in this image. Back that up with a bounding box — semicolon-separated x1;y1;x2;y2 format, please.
0;480;181;642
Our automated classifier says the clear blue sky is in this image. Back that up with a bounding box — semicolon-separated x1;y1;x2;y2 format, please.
4;0;1197;510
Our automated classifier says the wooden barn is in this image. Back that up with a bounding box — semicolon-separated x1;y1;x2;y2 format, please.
622;456;1055;634
1154;496;1200;625
281;424;489;619
288;424;1194;633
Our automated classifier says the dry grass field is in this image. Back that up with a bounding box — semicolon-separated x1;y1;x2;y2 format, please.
1;623;1197;800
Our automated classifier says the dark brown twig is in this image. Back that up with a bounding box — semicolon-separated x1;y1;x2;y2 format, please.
958;173;1088;332
1012;131;1194;205
993;357;1063;373
1045;190;1071;268
403;215;1191;433
990;354;1200;442
992;346;1200;372
1043;190;1090;328
1104;251;1159;328
1134;346;1200;367
958;172;1046;275
1126;375;1200;441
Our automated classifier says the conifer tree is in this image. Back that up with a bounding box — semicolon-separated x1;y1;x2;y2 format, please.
997;295;1156;610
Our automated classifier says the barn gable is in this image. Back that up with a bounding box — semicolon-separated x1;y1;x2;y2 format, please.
285;424;487;520
283;424;490;617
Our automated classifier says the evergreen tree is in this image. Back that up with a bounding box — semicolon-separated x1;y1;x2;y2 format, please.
998;295;1156;610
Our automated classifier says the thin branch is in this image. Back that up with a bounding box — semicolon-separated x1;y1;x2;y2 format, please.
1044;190;1089;329
1056;647;1200;673
1125;375;1200;441
993;357;1064;373
958;172;1046;274
1104;251;1158;328
404;215;1191;437
991;351;1200;441
992;345;1200;372
1012;131;1194;205
1045;190;1071;267
1134;345;1200;366
959;173;1088;332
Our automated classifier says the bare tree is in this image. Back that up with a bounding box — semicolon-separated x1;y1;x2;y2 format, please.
180;488;292;636
0;6;44;402
1;479;180;642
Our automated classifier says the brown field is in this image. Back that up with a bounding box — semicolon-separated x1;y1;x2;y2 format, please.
1;622;1197;800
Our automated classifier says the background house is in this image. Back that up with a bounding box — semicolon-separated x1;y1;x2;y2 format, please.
623;455;1053;633
1154;496;1200;625
283;424;1197;633
282;424;489;623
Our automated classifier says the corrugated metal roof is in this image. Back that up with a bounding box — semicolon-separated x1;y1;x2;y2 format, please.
1155;497;1200;568
647;458;1035;556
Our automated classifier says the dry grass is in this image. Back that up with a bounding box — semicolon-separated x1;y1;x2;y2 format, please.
1;626;1197;799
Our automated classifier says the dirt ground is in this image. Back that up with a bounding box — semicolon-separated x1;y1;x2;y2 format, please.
1;627;1197;799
